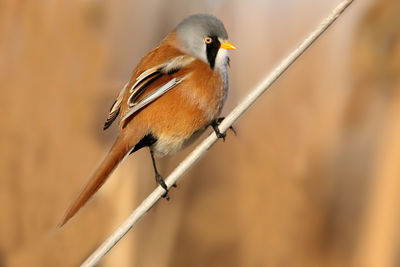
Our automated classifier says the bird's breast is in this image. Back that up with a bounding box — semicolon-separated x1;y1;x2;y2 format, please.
178;66;226;120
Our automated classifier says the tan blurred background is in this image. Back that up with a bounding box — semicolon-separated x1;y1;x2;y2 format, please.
1;0;399;266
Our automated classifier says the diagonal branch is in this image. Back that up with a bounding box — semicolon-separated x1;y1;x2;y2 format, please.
81;1;354;266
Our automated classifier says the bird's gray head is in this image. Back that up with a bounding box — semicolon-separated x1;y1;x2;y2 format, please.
176;14;236;71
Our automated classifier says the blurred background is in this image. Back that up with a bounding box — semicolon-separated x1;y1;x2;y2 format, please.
1;0;399;266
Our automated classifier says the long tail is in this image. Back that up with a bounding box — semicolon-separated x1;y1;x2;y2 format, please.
58;132;140;227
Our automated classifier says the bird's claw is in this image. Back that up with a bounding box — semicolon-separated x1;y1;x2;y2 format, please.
211;117;236;141
156;174;170;200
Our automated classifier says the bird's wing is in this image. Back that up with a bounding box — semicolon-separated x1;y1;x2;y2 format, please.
121;77;185;122
103;55;194;129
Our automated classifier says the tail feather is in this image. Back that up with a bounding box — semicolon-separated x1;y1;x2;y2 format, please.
58;133;138;227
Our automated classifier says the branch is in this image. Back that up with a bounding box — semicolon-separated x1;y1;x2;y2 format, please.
81;1;354;266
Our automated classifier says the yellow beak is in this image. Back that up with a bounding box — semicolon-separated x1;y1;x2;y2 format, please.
220;41;237;50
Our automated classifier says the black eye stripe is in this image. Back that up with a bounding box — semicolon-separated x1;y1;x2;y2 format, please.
206;36;220;69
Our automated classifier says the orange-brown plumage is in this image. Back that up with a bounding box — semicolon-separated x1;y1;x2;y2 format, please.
59;14;235;227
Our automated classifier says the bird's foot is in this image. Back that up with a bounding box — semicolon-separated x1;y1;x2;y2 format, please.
211;117;237;142
156;174;170;200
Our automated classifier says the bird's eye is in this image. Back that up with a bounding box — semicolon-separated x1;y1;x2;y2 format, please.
204;37;213;44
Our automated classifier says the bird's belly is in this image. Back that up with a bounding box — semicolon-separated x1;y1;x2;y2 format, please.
151;128;206;157
132;96;218;157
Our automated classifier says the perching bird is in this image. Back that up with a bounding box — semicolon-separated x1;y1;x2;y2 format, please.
59;14;236;227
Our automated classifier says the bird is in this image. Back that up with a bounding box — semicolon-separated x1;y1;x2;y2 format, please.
59;14;236;227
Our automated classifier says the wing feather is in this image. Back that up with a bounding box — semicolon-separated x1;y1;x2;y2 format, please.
121;76;186;122
103;83;128;130
122;55;194;120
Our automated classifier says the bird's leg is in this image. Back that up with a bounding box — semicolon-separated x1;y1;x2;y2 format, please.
211;117;237;142
150;149;170;200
